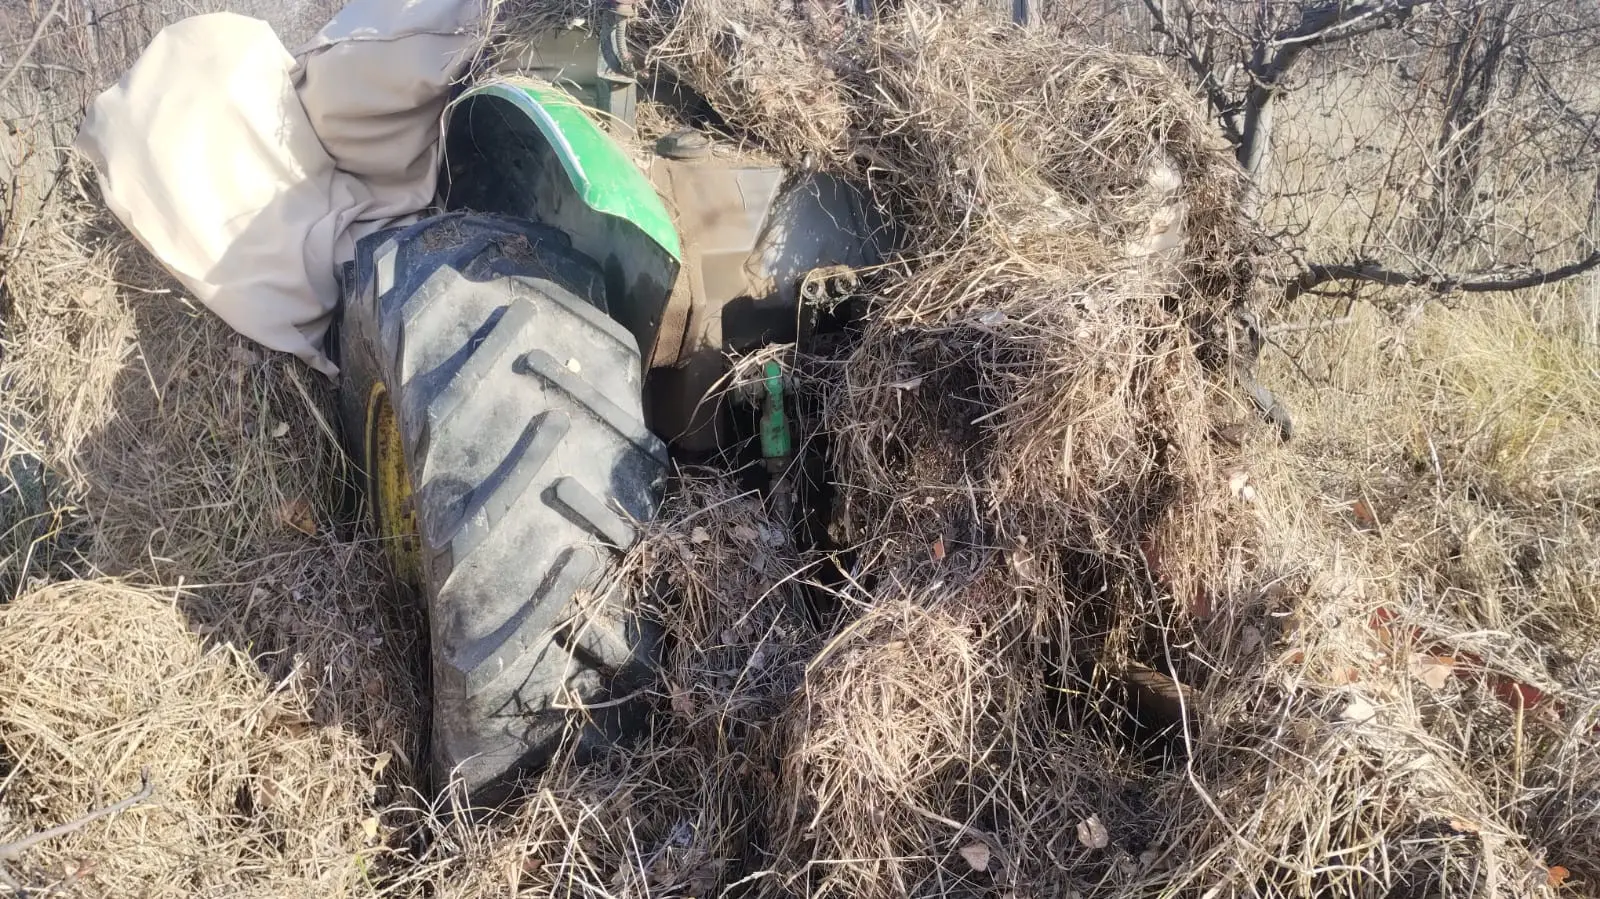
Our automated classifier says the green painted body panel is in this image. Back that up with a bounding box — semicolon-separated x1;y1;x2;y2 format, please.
458;80;682;261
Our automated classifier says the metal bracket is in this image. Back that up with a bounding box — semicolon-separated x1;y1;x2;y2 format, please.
799;265;861;307
597;0;637;130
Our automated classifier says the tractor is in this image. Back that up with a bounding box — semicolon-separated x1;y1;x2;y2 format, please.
334;21;884;804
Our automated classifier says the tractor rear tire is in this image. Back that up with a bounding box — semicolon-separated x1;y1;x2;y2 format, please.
337;213;668;804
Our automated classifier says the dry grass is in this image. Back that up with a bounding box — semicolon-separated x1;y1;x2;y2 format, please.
1;0;1597;897
0;153;428;770
0;581;387;897
2;8;426;891
1252;289;1600;883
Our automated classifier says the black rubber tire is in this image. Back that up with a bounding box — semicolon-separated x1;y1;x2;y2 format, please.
338;213;667;804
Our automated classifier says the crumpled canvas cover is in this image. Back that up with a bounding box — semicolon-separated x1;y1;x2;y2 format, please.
75;0;482;375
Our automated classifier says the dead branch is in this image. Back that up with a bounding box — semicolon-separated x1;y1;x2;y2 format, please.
1237;0;1432;182
1282;249;1600;302
1139;0;1245;142
1269;0;1432;52
1264;314;1357;334
0;768;154;863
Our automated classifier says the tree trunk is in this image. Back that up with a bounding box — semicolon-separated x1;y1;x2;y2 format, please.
1423;0;1518;260
1585;172;1600;345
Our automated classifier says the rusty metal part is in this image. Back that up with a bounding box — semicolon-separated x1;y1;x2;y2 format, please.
1119;662;1197;737
364;381;422;587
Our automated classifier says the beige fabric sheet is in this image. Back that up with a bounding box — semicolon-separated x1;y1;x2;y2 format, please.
75;1;482;376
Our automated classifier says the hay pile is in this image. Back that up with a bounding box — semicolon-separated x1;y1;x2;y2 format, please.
1;0;1595;897
2;6;427;888
0;582;387;896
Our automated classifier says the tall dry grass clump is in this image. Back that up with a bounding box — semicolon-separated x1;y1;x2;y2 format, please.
1243;291;1600;892
1;0;424;861
622;5;1260;896
0;156;428;776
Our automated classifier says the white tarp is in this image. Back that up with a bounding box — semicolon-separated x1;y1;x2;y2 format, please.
74;0;483;376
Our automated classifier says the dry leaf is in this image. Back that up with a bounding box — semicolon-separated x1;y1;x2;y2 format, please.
1227;470;1256;502
1329;665;1362;685
360;816;379;840
1446;818;1481;834
1075;814;1110;850
931;536;946;562
270;421;289;439
1341;698;1377;723
1549;865;1571;887
1411;654;1455;691
255;780;278;810
670;683;696;717
62;858;95;880
281;498;316;536
690;526;710;544
1351;498;1379;528
372;751;392;777
731;525;759;545
889;376;925;390
959;842;991;872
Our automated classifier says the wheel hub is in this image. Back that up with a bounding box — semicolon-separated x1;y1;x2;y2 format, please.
364;382;423;586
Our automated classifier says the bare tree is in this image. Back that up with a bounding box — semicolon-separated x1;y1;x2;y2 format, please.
1419;0;1516;254
1135;0;1600;305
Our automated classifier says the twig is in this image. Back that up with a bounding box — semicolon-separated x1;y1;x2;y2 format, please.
0;767;155;862
0;0;66;99
1263;315;1355;335
1139;0;1244;143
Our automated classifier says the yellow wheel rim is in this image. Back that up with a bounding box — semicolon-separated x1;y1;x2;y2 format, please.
365;382;423;587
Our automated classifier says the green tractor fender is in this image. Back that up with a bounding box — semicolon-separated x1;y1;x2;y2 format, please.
442;79;681;357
